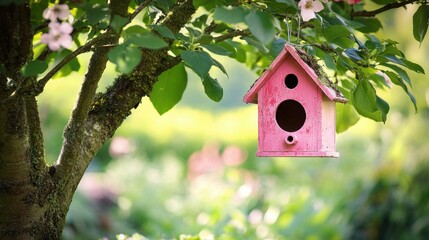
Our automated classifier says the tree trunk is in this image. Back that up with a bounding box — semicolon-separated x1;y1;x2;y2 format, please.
0;1;196;239
0;3;70;239
0;96;72;240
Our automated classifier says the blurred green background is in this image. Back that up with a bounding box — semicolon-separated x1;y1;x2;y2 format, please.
37;6;428;240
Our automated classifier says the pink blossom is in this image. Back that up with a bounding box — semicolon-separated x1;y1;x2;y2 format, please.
41;22;73;51
43;4;71;22
298;0;324;22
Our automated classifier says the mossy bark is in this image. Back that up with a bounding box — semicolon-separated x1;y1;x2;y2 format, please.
0;1;196;239
0;3;63;239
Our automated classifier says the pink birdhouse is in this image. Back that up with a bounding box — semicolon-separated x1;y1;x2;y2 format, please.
243;44;347;157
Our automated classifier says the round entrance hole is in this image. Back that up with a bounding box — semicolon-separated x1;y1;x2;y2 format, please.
284;74;298;89
275;99;306;132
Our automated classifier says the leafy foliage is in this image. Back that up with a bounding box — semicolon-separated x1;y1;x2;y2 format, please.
0;0;429;238
4;0;427;238
24;0;426;129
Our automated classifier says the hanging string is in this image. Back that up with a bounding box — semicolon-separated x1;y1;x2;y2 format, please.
285;17;291;44
297;13;301;43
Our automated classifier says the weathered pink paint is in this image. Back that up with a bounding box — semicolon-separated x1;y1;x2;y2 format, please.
243;44;347;157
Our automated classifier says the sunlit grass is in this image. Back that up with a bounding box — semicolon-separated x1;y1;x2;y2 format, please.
117;99;258;146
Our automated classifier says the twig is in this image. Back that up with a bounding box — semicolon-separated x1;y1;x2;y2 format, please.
204;21;217;34
214;29;251;43
351;0;419;17
129;0;155;21
33;21;49;34
158;56;182;74
34;35;107;95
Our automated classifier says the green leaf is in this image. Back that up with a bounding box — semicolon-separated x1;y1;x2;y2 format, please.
381;63;412;87
334;13;365;29
193;0;218;10
46;49;81;79
181;50;212;78
265;0;298;14
403;58;425;74
210;57;228;77
192;14;209;29
331;37;356;49
371;0;397;4
413;5;429;43
382;45;402;56
213;6;248;24
376;96;389;123
123;26;168;49
201;44;234;56
195;35;213;45
21;60;48;77
136;32;168;49
85;3;110;26
110;15;128;32
123;25;144;35
243;36;270;54
202;76;223;102
380;55;425;74
364;34;383;54
149;63;188;115
108;44;142;74
323;25;351;43
354;17;383;33
269;37;287;58
186;27;202;38
384;70;417;112
245;10;276;45
336;103;360;133
153;0;175;11
151;25;176;39
351;80;386;122
216;41;237;57
345;48;364;62
336;50;357;74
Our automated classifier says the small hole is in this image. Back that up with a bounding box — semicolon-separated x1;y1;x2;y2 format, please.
287;136;294;142
285;74;298;89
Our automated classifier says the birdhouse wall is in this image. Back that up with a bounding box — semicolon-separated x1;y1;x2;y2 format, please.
257;55;324;155
320;96;337;153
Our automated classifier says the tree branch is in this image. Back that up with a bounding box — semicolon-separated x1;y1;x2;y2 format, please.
351;0;419;17
24;97;47;179
160;0;195;32
59;0;197;191
56;37;115;178
56;0;131;182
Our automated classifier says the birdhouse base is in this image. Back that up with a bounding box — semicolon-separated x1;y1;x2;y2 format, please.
257;151;339;158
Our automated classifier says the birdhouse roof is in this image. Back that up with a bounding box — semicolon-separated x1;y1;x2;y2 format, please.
243;44;347;104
